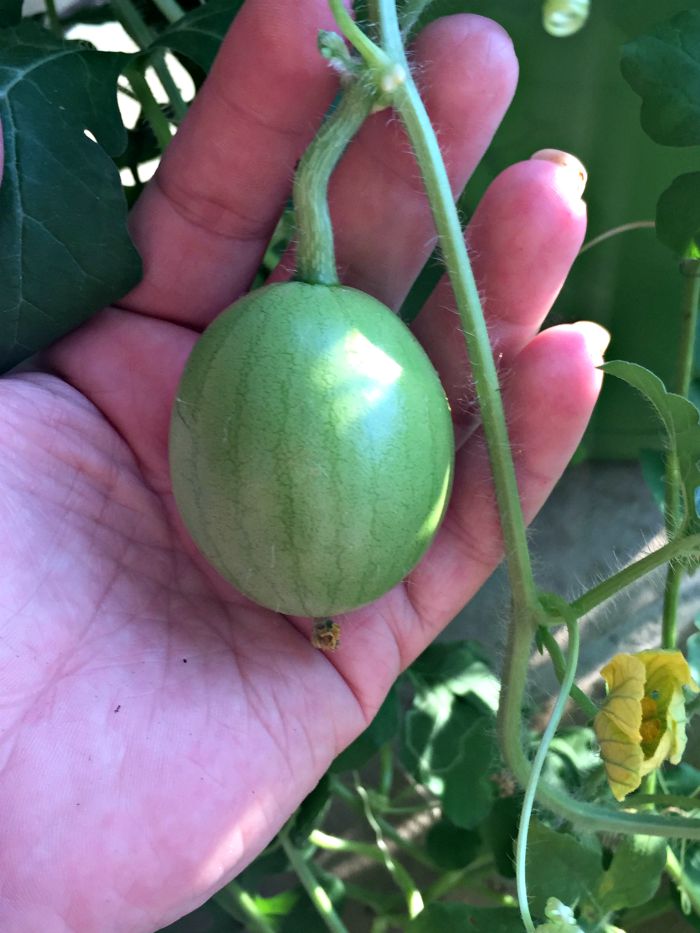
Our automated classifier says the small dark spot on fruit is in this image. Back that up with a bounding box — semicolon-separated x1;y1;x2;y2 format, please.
114;704;121;713
182;658;188;663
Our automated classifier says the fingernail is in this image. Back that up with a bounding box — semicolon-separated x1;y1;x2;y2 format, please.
530;148;588;199
573;321;610;365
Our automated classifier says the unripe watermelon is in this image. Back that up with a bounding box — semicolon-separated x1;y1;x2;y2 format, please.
169;282;454;617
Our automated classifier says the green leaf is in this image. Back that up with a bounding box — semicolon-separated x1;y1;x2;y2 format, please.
602;361;700;531
0;22;141;372
152;0;244;72
595;835;667;911
483;794;520;878
662;760;700;796
0;0;20;28
331;684;400;772
406;902;522;933
409;641;500;713
621;10;700;147
657;173;700;258
425;819;481;870
289;775;331;846
401;686;497;826
526;820;602;919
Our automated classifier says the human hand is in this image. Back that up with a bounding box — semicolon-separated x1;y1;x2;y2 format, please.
0;2;605;930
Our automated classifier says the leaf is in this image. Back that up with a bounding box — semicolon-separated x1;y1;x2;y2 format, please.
152;0;244;72
602;361;700;533
0;0;20;28
289;775;331;846
406;902;523;933
0;22;141;372
425;819;481;870
401;686;496;827
621;11;700;147
409;641;500;713
595;835;667;911
525;820;602;919
639;448;666;510
235;841;288;888
656;173;700;258
331;684;400;772
483;794;521;878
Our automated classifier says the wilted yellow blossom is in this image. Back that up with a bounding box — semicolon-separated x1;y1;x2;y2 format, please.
594;650;699;801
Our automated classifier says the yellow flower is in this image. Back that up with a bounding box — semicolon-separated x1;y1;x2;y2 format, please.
594;650;699;801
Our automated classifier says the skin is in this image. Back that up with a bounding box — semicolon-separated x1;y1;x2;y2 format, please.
0;3;606;931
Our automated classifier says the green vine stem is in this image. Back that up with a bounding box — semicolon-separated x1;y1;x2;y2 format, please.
516;613;580;933
44;0;62;36
124;63;173;151
110;0;188;122
570;533;700;618
666;844;700;916
215;879;276;933
150;0;185;25
294;78;374;285
279;826;351;933
537;625;598;719
578;221;655;255
328;0;700;844
662;258;700;650
355;779;425;918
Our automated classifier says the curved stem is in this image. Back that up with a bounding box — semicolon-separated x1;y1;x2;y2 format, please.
578;221;655;255
280;826;350;933
537;626;598;719
516;615;580;932
124;63;173;151
294;80;373;285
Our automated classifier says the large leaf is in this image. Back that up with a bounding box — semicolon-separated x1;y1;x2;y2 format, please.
621;11;700;147
401;686;496;828
595;835;667;912
656;172;700;258
152;0;244;72
425;819;481;870
0;22;141;372
602;361;700;532
0;0;20;28
525;820;602;919
409;640;500;713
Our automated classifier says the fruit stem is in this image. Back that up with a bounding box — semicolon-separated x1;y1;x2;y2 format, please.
293;74;374;286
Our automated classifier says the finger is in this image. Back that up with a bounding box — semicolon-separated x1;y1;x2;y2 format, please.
323;322;607;709
327;15;518;308
412;152;588;440
121;0;347;327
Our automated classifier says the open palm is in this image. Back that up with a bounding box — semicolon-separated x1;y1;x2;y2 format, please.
0;3;604;931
